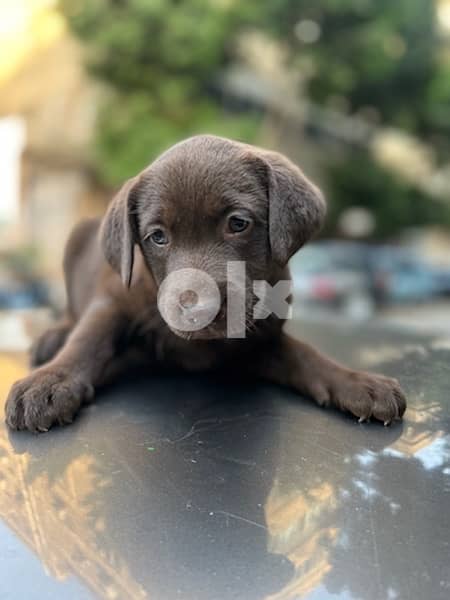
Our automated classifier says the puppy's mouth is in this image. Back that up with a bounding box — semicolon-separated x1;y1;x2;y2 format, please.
170;303;228;340
158;279;254;340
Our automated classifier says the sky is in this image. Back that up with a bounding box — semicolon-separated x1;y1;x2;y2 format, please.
0;0;65;84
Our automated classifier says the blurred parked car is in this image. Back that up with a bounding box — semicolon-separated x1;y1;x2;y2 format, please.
290;241;445;319
0;263;49;310
430;267;450;297
289;241;376;319
369;247;441;305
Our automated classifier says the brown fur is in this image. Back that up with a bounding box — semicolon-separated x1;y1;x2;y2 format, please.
5;135;406;432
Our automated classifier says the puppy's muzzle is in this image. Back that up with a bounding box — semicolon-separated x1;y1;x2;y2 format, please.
157;268;226;334
178;289;226;328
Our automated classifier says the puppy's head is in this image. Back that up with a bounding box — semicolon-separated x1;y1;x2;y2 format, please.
101;135;326;339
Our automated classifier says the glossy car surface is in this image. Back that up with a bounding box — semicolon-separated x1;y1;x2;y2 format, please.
0;315;449;599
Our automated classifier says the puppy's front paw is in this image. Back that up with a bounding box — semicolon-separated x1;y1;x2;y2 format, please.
329;371;406;425
5;368;94;433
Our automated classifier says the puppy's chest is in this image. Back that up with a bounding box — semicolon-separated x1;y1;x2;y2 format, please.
158;334;220;372
132;325;222;372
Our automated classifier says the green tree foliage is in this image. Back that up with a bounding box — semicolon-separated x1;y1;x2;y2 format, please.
266;0;445;132
60;0;262;184
325;154;450;238
264;0;450;234
61;0;450;235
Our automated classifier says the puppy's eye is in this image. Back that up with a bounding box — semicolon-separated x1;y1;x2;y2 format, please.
148;229;169;246
228;215;250;234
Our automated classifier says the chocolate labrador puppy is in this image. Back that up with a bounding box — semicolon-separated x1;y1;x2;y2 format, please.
5;135;406;432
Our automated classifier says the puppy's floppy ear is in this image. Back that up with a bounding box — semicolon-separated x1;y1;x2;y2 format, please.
259;150;326;266
100;176;140;287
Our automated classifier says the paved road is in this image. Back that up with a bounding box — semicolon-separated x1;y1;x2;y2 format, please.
378;301;450;335
292;300;450;337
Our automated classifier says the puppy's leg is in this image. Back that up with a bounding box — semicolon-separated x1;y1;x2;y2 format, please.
6;299;126;432
259;333;406;424
29;317;74;367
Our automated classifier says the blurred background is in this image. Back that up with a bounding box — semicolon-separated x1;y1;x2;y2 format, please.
2;0;450;351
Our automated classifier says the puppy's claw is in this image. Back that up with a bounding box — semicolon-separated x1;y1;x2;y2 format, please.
36;426;49;433
383;420;391;427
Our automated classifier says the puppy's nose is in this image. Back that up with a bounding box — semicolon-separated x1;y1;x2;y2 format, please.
178;291;220;326
179;289;199;309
